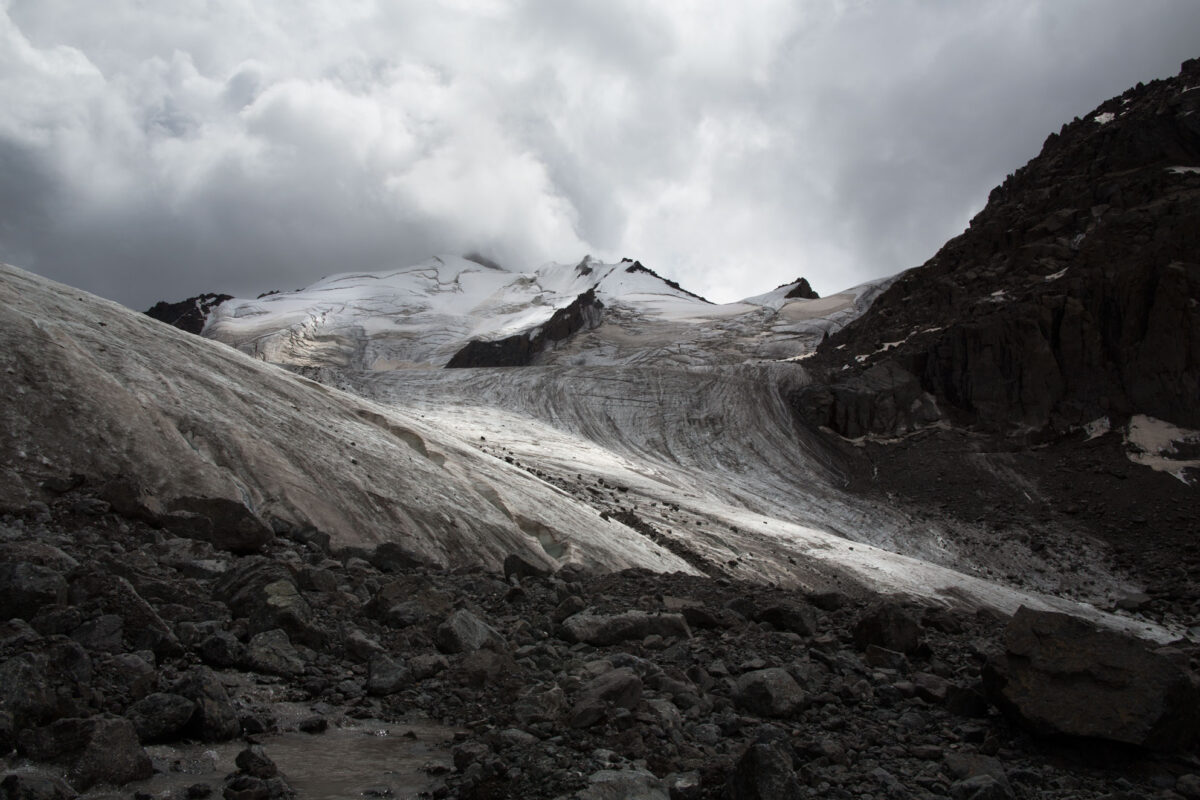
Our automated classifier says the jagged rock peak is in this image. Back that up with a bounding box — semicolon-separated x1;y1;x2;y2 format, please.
145;293;232;335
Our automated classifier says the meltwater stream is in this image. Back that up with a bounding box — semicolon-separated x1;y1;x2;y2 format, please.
87;718;459;799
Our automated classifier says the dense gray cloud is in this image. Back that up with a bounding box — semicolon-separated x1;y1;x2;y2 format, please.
2;0;1199;309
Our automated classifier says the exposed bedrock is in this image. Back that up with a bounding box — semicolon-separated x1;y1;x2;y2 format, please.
797;59;1200;439
446;289;604;368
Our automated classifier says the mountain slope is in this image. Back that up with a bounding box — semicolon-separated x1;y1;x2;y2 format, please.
0;263;694;574
799;58;1200;440
203;255;889;369
790;59;1200;630
3;263;1170;637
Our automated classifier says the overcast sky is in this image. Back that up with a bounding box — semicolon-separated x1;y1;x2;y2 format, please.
2;1;1199;309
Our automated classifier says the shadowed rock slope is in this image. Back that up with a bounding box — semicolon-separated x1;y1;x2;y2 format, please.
797;58;1200;439
792;59;1200;634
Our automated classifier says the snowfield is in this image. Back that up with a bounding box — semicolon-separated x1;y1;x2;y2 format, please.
204;255;891;369
0;262;1174;640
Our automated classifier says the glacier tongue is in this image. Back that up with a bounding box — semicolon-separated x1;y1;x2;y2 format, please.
1;261;1171;641
0;263;695;575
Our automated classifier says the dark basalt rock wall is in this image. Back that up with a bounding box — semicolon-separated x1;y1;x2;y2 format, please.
446;289;604;368
145;293;232;335
797;58;1200;438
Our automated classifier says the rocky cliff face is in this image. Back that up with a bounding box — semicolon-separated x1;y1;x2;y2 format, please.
145;293;232;335
446;289;604;368
797;59;1200;439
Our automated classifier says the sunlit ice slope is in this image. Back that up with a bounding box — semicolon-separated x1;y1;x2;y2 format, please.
0;263;697;574
203;255;891;369
331;362;1169;640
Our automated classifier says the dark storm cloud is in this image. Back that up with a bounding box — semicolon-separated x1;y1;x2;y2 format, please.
1;1;1199;309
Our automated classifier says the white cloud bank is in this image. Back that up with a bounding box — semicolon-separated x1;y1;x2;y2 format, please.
1;0;1199;308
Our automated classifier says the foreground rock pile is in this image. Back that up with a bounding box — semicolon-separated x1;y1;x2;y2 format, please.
3;488;1200;799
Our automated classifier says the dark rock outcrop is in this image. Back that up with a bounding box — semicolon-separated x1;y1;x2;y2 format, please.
144;294;232;335
798;58;1200;438
446;289;603;367
985;606;1200;752
783;278;819;300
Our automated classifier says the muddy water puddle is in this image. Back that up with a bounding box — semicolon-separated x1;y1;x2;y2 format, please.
108;717;459;799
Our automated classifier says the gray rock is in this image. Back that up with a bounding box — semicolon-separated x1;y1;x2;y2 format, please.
125;692;196;743
19;716;152;791
951;775;1013;800
0;563;68;620
171;667;240;742
575;768;668;800
408;653;449;680
214;560;324;648
165;496;274;554
0;653;57;729
733;668;805;718
503;553;552;583
755;603;818;636
235;745;279;779
368;541;431;573
245;630;306;678
559;611;691;646
197;631;247;668
853;602;924;655
570;668;643;728
986;606;1200;751
366;654;410;696
726;741;800;799
0;772;77;800
69;614;123;652
434;609;506;654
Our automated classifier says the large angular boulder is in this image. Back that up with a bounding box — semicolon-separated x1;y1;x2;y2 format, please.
214;559;325;647
164;496;274;554
0;563;68;621
559;611;691;646
986;607;1200;752
170;667;241;742
733;668;806;718
853;602;924;655
727;739;801;799
435;609;506;654
17;716;152;791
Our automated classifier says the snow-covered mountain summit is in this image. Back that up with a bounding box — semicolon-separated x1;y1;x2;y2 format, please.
203;255;888;369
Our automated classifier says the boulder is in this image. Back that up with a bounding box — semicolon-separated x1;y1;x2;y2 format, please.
0;773;77;800
755;603;818;636
234;746;280;780
171;667;241;742
0;654;58;729
503;552;552;583
0;563;68;620
66;571;180;656
125;692;196;743
559;611;691;646
245;630;306;678
18;716;152;791
214;560;324;647
365;654;411;696
727;740;801;799
368;541;431;573
853;602;924;655
165;496;274;554
569;668;643;728
986;606;1200;751
575;768;668;800
434;609;506;654
733;668;806;718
